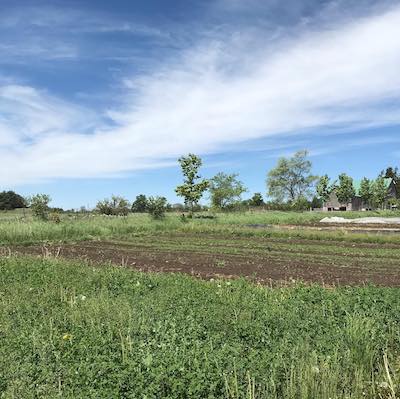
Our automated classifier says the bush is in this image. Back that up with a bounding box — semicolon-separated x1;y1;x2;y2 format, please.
0;191;26;210
29;194;51;220
291;197;311;211
131;195;148;213
96;196;130;216
49;212;61;224
147;196;168;219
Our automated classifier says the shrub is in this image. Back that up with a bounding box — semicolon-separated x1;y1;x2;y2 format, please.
147;196;167;219
0;191;26;210
131;194;148;213
96;196;130;216
29;194;51;220
49;212;61;224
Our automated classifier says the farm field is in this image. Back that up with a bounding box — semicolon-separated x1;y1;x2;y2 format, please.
1;211;400;398
1;256;400;398
2;211;400;286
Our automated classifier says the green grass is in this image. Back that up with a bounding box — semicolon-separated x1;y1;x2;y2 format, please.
0;256;399;398
2;210;400;246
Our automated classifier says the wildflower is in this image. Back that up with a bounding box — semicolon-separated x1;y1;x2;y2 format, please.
78;294;86;301
62;333;72;341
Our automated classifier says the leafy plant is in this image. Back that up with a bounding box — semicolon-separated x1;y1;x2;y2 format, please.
96;196;130;216
29;194;51;220
175;154;209;215
359;177;373;209
0;191;26;210
336;173;355;204
372;177;388;209
316;175;334;203
131;194;148;213
209;172;247;210
267;150;318;202
147;196;168;219
249;193;264;207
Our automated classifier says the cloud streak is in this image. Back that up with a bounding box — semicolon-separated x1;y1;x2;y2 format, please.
2;3;400;185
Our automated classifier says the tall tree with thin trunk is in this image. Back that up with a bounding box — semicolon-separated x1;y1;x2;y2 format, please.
359;177;373;209
336;174;355;205
175;154;209;214
316;175;334;203
372;177;387;209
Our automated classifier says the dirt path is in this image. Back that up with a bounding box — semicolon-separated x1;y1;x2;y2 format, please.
6;239;400;287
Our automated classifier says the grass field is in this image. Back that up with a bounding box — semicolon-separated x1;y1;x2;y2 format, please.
1;256;399;398
2;210;400;246
1;210;400;398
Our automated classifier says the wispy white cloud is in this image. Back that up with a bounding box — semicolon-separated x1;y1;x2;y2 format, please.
2;3;400;185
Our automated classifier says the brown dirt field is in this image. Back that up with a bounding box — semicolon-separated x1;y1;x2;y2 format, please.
7;239;400;287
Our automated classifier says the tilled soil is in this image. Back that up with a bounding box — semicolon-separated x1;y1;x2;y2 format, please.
6;236;400;286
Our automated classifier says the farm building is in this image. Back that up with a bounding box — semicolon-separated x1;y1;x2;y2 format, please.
323;178;398;211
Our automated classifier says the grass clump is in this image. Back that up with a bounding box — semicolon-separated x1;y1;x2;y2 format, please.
0;256;399;398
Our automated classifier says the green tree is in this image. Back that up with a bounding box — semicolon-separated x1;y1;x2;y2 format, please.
266;150;317;203
29;194;51;220
372;177;387;209
311;196;323;209
316;175;333;203
175;154;209;214
359;177;373;208
382;166;399;180
0;191;26;210
96;196;130;216
147;196;168;219
209;172;247;209
249;192;264;207
131;194;148;213
335;174;355;204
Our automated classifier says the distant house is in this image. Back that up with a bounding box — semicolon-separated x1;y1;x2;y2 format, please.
323;178;398;211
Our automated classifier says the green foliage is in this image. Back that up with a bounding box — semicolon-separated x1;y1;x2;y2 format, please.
131;194;148;213
29;194;51;220
249;192;264;207
336;174;355;204
359;177;373;207
146;196;168;219
0;191;26;210
96;196;130;216
175;154;209;213
267;150;317;202
316;175;333;202
372;177;388;209
311;196;323;209
209;172;247;209
291;196;311;211
49;212;61;224
1;256;400;398
382;166;399;181
4;210;400;246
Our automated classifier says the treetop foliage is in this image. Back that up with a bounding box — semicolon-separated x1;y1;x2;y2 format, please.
175;154;209;212
267;150;318;202
96;196;130;216
335;174;355;204
0;191;26;210
209;172;247;209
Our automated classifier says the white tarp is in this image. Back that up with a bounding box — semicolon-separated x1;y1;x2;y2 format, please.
320;217;400;224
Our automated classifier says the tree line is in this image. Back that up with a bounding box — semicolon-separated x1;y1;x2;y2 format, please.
2;151;399;219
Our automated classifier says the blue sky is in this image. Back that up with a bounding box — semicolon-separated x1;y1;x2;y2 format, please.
1;0;400;209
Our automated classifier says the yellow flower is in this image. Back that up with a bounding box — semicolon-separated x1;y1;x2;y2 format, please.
62;333;72;341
